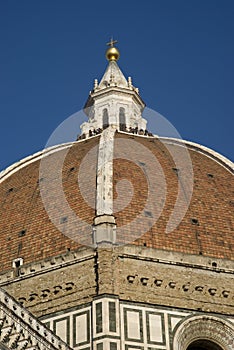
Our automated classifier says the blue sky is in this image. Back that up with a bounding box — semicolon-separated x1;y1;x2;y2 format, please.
0;0;233;171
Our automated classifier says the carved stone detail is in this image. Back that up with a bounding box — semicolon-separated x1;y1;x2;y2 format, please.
0;287;71;350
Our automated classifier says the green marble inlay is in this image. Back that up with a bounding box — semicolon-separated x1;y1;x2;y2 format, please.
97;342;103;350
96;302;103;333
110;342;117;350
125;345;144;350
109;301;116;332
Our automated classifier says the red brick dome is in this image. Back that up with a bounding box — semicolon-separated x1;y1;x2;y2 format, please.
0;132;233;273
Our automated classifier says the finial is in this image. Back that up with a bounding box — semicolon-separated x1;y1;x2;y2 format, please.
105;37;120;61
94;79;98;90
128;77;133;89
106;38;118;47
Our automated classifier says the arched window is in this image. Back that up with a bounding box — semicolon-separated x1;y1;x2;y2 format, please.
119;107;126;131
102;108;109;129
187;339;223;350
173;315;233;350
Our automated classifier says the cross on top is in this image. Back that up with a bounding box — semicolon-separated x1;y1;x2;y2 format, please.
106;38;118;47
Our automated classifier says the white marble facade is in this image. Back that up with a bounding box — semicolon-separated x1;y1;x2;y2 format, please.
80;61;147;137
40;296;234;350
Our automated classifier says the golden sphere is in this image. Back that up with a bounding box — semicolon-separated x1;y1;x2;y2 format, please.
105;47;120;61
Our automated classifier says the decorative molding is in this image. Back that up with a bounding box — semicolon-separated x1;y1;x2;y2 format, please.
0;248;95;285
18;282;76;307
125;274;233;302
117;246;234;274
0;287;71;350
173;314;234;350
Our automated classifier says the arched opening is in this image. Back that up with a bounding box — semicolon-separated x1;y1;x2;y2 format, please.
103;108;109;129
119;107;126;131
187;339;223;350
173;315;234;350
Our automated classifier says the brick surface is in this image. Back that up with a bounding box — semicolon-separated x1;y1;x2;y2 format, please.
3;249;97;317
0;133;233;274
114;133;234;260
0;136;99;272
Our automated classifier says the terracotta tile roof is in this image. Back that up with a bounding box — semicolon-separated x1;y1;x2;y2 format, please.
0;136;99;272
114;133;234;260
0;132;233;273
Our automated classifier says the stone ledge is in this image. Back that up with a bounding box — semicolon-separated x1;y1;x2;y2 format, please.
115;245;234;273
94;215;116;225
0;247;96;285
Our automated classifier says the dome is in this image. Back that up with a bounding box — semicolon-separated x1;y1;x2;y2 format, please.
0;44;233;350
0;130;233;273
0;45;233;275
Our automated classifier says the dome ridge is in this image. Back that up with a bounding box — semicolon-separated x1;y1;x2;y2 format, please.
159;136;234;173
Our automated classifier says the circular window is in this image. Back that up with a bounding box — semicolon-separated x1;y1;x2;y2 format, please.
187;339;223;350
